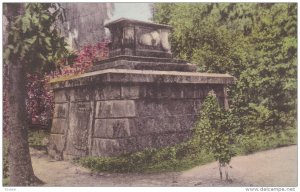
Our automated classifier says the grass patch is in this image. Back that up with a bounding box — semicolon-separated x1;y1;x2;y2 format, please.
78;141;215;173
3;177;9;186
28;128;50;149
235;128;297;155
78;128;296;173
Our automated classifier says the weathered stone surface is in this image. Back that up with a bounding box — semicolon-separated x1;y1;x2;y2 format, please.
91;138;119;156
64;102;93;157
51;119;67;134
135;135;154;150
70;87;93;101
50;69;235;90
93;118;131;138
139;84;182;99
91;137;138;156
121;85;140;99
135;99;201;117
117;137;138;154
105;18;172;58
95;55;187;65
131;115;199;136
137;84;224;99
95;100;136;118
94;84;121;100
49;134;65;150
48;134;65;159
58;3;110;49
154;132;191;148
89;57;197;72
53;103;68;118
54;89;69;103
135;131;192;150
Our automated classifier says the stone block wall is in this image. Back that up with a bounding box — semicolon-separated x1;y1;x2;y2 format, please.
49;80;226;159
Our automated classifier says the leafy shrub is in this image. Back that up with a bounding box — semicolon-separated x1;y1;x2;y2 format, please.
236;128;297;155
78;145;214;173
192;91;238;165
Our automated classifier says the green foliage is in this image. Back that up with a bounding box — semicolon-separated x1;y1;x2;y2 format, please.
153;3;297;135
152;3;176;25
3;178;10;186
4;3;67;73
192;91;238;164
236;128;297;155
79;144;214;173
153;3;250;74
234;4;297;134
28;129;49;148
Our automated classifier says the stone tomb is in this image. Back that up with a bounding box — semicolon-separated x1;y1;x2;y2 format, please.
48;18;234;160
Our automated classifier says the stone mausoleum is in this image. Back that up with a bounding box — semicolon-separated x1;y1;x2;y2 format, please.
48;18;234;160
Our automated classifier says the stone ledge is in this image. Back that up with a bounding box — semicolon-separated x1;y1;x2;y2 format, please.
94;55;186;65
89;59;197;72
51;69;235;89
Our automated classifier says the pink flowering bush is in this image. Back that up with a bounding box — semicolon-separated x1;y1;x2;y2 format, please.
3;41;109;132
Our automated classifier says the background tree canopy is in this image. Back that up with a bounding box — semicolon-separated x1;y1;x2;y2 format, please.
152;3;297;135
4;3;67;73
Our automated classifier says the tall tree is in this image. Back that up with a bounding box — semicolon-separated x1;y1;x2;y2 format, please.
4;3;66;186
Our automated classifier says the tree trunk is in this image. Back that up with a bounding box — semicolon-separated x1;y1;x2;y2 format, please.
4;3;42;186
8;59;43;186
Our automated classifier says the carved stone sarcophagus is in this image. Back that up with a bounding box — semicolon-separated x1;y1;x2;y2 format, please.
106;18;172;58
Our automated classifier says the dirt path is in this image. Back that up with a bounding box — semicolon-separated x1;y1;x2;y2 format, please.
31;145;297;187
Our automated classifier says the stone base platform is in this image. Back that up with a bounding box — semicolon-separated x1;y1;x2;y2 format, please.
48;69;234;160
